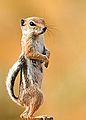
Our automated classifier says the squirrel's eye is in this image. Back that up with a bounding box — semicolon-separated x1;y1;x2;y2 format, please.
29;21;36;26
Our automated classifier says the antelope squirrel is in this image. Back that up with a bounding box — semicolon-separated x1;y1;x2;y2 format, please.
6;17;50;120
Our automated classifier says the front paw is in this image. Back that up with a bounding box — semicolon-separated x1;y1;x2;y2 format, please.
44;60;49;68
45;62;48;68
20;113;28;120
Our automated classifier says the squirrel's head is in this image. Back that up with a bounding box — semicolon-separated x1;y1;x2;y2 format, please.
20;17;47;36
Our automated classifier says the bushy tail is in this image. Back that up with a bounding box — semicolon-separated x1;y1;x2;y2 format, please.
6;59;21;105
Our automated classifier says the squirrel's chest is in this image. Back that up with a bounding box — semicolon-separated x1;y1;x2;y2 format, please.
34;40;44;53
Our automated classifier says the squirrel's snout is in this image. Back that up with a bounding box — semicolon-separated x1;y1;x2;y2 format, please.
34;27;47;36
43;27;47;32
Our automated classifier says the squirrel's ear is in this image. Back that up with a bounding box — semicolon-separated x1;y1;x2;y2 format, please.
20;19;25;26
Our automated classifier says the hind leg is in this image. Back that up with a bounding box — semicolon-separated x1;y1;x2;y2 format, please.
20;106;30;120
27;91;43;119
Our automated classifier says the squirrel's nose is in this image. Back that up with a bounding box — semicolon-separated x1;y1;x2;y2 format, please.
43;27;47;32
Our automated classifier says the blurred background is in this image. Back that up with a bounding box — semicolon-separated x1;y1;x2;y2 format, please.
0;0;86;120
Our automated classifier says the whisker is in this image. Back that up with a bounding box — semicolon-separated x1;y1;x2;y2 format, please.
47;26;59;43
47;24;57;29
47;29;54;36
46;30;52;39
47;23;61;32
46;29;56;42
48;26;60;32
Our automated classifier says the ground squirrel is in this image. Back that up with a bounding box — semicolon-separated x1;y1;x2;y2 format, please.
6;17;50;120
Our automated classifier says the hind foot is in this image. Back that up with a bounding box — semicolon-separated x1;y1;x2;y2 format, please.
20;113;34;120
20;107;30;120
20;113;27;120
